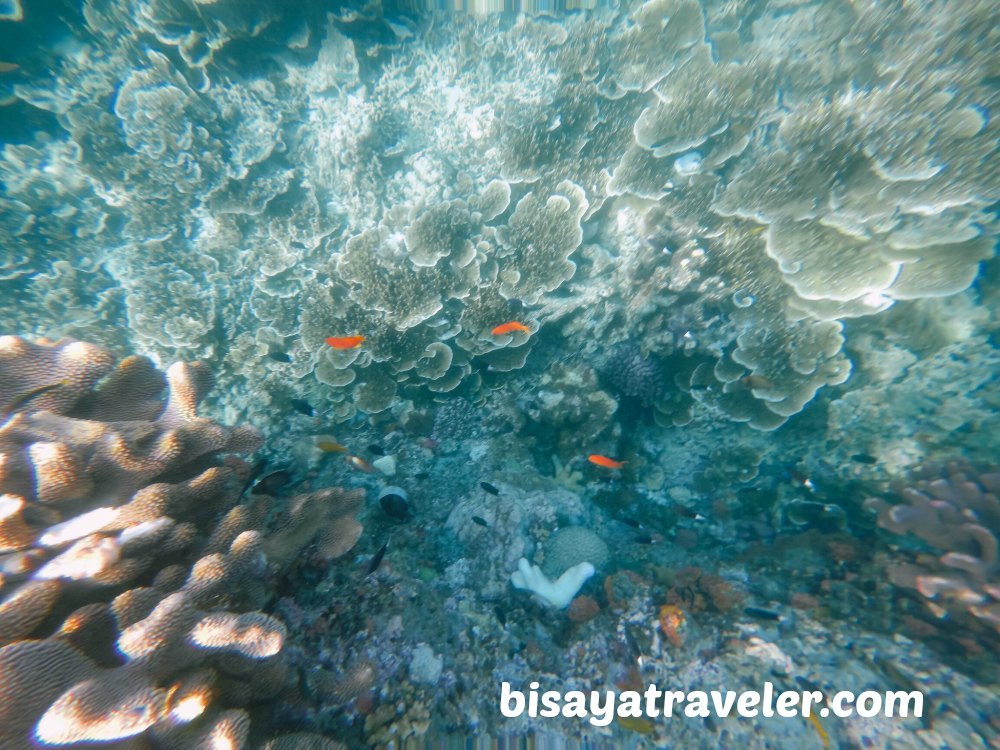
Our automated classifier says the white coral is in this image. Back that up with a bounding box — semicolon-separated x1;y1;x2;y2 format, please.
510;558;594;609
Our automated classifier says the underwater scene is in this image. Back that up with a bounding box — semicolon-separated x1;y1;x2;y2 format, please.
0;0;998;748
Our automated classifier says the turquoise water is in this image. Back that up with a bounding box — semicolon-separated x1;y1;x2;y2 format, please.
0;0;997;748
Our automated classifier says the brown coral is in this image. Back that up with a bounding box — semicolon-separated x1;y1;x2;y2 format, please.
866;460;1000;638
568;594;600;623
664;566;743;614
0;336;362;749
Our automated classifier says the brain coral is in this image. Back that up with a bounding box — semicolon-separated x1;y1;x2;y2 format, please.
541;526;610;580
0;336;362;749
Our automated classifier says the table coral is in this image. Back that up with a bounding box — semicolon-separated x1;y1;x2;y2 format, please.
0;0;995;443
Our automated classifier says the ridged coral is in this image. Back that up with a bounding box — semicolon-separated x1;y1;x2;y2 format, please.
541;527;610;580
0;336;362;749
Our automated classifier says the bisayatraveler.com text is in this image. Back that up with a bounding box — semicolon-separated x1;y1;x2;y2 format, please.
500;681;923;726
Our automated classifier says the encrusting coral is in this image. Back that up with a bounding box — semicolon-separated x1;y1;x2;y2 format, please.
0;336;361;749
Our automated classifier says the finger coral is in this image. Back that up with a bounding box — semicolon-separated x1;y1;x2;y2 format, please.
0;336;361;749
866;460;1000;639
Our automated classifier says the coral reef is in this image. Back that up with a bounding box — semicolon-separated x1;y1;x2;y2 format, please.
0;336;361;749
520;362;618;460
2;1;999;746
1;0;993;444
866;460;1000;637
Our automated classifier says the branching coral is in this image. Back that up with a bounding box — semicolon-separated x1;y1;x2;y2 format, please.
866;460;1000;636
0;336;361;749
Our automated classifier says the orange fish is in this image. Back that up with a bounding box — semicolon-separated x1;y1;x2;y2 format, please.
326;335;365;349
346;455;378;473
588;454;626;469
491;321;530;336
316;440;348;453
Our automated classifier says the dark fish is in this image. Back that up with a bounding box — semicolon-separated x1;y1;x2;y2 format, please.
851;453;878;465
290;399;314;417
480;481;500;495
380;493;409;520
494;605;507;627
414;471;429;480
240;457;269;496
623;624;643;664
367;444;385;456
872;654;918;694
794;675;825;695
252;469;291;496
3;382;63;417
744;606;782;621
471;515;488;527
786;466;815;491
267;351;292;363
619;517;641;528
672;505;705;521
298;666;314;702
633;532;654;544
870;655;937;730
785;499;847;532
366;542;388;575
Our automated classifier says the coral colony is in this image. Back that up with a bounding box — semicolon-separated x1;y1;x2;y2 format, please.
0;0;998;748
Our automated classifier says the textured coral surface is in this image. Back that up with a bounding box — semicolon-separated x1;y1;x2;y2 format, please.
0;337;358;750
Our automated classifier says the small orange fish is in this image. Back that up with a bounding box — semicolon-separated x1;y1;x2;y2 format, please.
317;440;348;453
491;321;530;336
346;455;378;473
588;454;626;469
326;335;365;349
